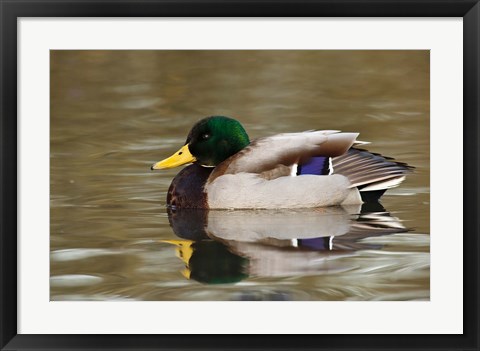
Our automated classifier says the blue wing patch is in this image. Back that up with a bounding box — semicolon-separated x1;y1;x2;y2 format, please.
297;156;331;176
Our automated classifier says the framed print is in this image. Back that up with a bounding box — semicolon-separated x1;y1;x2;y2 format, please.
1;1;479;350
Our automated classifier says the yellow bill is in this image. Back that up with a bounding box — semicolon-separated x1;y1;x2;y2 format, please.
181;268;191;280
151;144;196;170
160;240;194;265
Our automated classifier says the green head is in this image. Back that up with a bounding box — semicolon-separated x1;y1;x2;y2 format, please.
151;116;250;170
187;116;250;166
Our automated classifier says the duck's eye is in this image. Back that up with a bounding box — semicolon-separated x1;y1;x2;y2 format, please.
201;133;210;140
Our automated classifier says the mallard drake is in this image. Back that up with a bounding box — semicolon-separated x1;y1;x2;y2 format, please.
151;116;412;209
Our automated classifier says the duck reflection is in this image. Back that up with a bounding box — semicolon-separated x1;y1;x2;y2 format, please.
162;240;248;284
163;203;407;284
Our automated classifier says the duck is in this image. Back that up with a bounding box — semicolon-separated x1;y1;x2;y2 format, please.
151;116;412;209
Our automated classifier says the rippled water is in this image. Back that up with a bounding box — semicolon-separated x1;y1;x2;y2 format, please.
50;50;429;301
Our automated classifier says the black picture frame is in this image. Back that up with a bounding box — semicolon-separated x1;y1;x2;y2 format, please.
1;1;478;350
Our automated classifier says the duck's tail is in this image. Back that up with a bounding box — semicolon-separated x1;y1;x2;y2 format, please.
297;148;413;202
332;148;413;201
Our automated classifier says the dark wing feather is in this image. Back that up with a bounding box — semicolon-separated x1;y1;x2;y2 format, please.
332;148;414;191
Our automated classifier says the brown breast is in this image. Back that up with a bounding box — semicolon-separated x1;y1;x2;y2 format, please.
167;164;213;209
